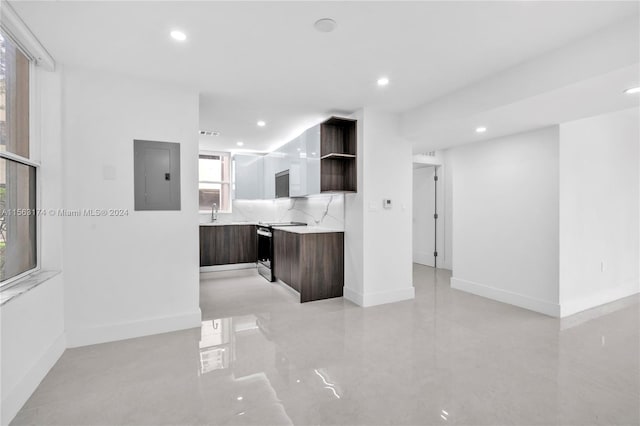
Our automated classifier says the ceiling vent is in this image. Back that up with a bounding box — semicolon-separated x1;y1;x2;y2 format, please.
199;130;220;136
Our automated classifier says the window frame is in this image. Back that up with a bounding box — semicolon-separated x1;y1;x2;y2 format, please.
198;150;232;214
0;31;40;288
0;153;40;287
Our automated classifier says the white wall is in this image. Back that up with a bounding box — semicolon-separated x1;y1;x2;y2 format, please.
0;275;65;425
559;108;640;316
1;67;66;425
344;108;415;306
61;67;201;347
450;126;561;316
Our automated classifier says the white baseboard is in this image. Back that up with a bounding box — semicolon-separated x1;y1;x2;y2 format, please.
363;286;415;307
344;286;415;307
560;279;640;318
1;332;66;425
66;309;202;348
412;251;433;267
451;277;561;317
343;287;363;305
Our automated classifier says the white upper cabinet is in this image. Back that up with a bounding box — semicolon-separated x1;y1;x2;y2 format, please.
262;145;290;199
262;152;276;199
233;117;357;200
305;124;321;196
288;132;304;197
233;154;264;200
290;124;321;197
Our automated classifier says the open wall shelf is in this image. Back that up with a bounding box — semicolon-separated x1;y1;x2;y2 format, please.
320;153;356;160
320;117;357;192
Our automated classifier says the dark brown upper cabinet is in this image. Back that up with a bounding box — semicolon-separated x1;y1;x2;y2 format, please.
319;117;357;193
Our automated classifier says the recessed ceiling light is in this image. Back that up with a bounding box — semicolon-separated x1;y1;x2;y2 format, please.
624;86;640;94
314;18;337;33
377;77;390;86
476;126;487;133
257;120;266;127
170;30;187;41
236;141;244;146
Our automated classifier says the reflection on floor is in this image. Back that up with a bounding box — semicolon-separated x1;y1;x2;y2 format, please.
11;265;640;425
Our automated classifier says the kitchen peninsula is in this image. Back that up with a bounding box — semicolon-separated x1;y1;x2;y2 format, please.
199;222;344;303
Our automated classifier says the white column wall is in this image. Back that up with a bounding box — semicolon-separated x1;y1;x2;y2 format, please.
344;111;365;300
559;107;640;316
344;108;415;307
61;67;201;347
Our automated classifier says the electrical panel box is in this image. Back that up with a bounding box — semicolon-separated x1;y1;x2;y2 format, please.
134;139;181;211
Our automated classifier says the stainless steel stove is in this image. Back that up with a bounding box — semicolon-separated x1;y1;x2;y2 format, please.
257;222;306;281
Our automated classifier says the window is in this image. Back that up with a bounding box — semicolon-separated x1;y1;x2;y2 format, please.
0;30;37;285
199;152;231;212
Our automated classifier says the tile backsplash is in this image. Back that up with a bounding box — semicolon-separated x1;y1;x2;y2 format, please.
199;194;345;230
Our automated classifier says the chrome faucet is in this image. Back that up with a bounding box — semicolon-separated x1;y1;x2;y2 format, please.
211;203;218;222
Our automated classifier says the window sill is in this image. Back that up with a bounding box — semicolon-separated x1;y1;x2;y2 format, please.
0;270;61;306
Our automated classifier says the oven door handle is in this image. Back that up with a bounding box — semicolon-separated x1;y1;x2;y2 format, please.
257;229;272;237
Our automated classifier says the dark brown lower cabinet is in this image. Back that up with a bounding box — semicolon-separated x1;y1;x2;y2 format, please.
273;230;299;291
200;225;257;266
273;230;344;303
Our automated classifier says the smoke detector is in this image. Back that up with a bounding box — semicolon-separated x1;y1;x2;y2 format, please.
314;18;337;33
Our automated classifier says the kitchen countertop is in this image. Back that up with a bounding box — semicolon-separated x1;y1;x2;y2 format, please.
199;221;258;226
199;222;344;234
272;226;344;234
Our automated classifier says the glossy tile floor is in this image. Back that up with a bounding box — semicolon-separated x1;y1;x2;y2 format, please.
12;265;640;425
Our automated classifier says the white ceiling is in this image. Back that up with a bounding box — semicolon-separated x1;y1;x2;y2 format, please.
11;1;640;152
408;65;640;152
403;17;640;152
